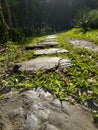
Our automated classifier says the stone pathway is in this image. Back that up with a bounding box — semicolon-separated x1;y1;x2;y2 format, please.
15;57;72;72
68;39;98;52
34;48;69;56
25;41;58;50
0;88;97;130
1;34;98;130
46;34;57;39
16;34;71;73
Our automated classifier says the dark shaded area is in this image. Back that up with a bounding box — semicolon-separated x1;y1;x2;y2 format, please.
0;0;98;42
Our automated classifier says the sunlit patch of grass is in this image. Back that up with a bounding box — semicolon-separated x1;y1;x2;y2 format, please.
57;30;98;105
64;28;98;45
23;35;46;45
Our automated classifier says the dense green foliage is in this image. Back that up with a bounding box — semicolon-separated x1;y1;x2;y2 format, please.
74;8;98;31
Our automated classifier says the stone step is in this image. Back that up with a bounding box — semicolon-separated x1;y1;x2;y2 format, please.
34;48;69;56
14;57;72;73
46;35;57;39
68;39;98;52
25;41;58;50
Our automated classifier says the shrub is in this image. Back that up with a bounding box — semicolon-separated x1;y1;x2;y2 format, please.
9;28;24;42
88;9;98;29
0;25;6;43
74;8;98;31
74;8;90;29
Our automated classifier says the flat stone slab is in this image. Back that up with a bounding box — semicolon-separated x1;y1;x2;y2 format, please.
41;39;57;42
68;39;98;52
25;41;58;50
47;35;57;39
0;88;97;130
34;48;69;55
15;57;72;73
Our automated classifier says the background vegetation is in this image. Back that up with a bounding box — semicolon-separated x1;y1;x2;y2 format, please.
1;0;98;43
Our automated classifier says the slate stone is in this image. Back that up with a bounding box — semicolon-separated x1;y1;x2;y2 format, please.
0;88;97;130
15;57;72;73
34;48;69;55
25;41;58;50
41;39;57;42
47;35;57;39
68;39;98;52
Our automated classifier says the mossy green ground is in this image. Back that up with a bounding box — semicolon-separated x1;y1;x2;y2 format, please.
0;28;98;107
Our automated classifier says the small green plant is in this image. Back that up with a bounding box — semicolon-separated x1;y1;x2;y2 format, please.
93;111;98;124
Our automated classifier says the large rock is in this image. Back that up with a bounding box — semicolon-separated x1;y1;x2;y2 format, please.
14;57;72;73
34;48;69;56
25;41;58;50
68;39;98;52
0;88;97;130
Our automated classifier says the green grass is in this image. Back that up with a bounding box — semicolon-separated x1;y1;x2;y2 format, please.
64;28;98;44
0;28;98;109
0;35;46;90
23;35;46;45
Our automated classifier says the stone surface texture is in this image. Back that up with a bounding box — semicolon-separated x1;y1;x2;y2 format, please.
25;41;58;49
41;39;57;42
34;48;69;55
0;88;97;130
15;57;72;72
46;35;57;39
68;39;98;52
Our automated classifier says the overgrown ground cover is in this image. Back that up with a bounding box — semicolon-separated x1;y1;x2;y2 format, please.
65;28;98;44
0;28;98;112
0;36;46;94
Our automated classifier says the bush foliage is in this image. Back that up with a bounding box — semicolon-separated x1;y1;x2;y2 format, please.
74;8;98;31
9;28;24;42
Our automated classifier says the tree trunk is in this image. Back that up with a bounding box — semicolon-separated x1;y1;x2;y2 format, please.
25;0;28;25
0;0;9;41
5;0;12;27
